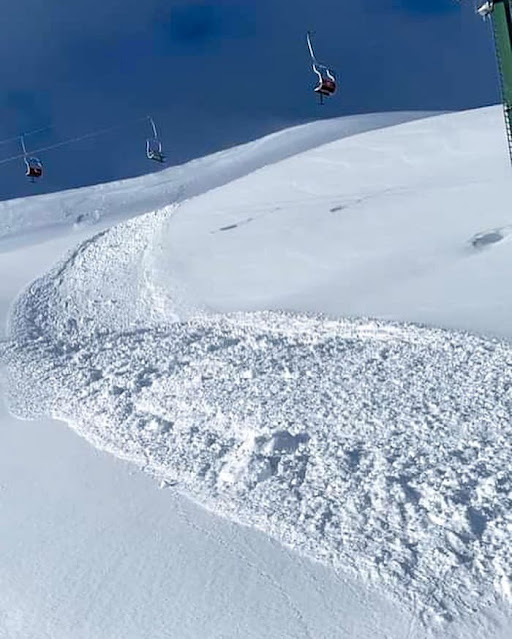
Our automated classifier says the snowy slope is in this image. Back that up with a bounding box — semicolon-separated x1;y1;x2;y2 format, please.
1;107;512;638
0;111;424;250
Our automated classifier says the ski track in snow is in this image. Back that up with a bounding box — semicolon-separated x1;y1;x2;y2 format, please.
2;207;512;627
172;497;315;639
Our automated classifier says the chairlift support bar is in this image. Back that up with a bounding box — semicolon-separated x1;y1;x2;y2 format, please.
20;135;27;157
306;31;317;64
148;116;159;140
306;31;324;83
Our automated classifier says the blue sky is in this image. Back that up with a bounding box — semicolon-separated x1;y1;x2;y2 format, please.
0;1;497;200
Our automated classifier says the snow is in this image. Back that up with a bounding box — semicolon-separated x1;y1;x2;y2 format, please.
4;405;412;639
0;111;424;250
6;304;512;623
1;107;512;637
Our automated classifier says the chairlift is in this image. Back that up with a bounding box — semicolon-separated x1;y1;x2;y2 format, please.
25;157;43;180
146;117;165;163
477;1;494;18
20;135;43;181
306;31;337;104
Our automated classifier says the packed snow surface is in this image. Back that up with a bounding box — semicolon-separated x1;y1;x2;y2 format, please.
2;106;512;634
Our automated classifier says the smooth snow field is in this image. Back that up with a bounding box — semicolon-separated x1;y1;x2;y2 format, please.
1;107;512;638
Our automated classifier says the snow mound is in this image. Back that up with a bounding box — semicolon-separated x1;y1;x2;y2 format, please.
5;206;204;344
4;271;512;623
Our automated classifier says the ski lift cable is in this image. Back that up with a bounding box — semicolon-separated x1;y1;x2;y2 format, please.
0;115;154;168
0;125;53;149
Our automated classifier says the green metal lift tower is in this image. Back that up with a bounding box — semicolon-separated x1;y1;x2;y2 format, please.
479;1;512;161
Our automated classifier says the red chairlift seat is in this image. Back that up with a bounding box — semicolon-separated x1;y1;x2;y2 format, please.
315;77;337;97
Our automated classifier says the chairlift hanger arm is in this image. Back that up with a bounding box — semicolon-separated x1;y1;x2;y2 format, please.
306;31;336;81
306;31;317;63
148;115;159;140
306;32;324;84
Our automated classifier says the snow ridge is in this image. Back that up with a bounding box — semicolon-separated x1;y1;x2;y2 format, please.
3;246;512;623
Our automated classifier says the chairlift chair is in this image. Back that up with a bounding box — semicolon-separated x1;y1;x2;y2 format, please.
307;31;337;104
146;138;165;163
478;1;494;17
20;135;43;181
146;117;165;163
25;157;43;179
314;69;337;97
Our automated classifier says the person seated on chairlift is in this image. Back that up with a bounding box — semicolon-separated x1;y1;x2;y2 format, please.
26;158;43;178
147;139;164;162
